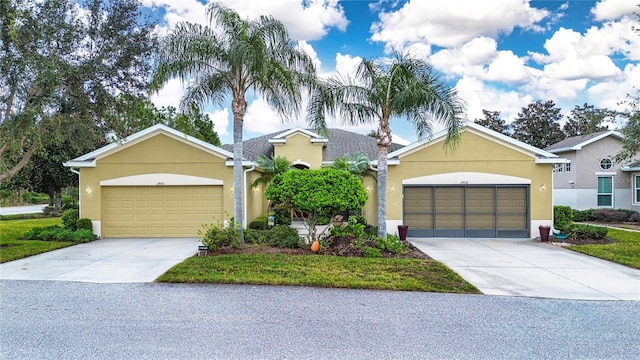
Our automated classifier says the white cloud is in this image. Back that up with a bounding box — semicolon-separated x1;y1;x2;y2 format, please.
370;0;549;52
587;63;640;112
591;0;638;21
207;0;348;41
149;78;185;109
544;55;620;80
206;109;229;137
455;76;532;123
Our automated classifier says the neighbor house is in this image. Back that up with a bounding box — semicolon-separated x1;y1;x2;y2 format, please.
545;130;640;212
64;122;564;239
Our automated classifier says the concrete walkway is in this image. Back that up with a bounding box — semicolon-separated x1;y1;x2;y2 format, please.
0;238;201;283
410;237;640;301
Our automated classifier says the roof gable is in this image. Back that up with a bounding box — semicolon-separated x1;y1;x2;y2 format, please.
389;121;561;163
544;130;623;153
64;124;233;168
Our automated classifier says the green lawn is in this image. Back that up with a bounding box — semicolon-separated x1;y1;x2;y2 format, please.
568;228;640;269
156;253;481;293
0;217;75;263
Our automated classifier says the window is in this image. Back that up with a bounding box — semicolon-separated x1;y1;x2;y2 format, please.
565;162;571;172
597;176;613;207
600;158;613;170
558;163;563;173
635;175;640;204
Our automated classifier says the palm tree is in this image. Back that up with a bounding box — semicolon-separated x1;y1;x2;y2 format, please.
307;53;465;237
251;155;294;188
322;151;373;181
150;3;315;242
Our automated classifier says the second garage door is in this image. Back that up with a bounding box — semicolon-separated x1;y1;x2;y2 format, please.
102;186;223;238
404;185;529;238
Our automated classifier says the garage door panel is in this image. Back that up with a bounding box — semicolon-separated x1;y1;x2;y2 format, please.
405;185;528;238
103;186;223;238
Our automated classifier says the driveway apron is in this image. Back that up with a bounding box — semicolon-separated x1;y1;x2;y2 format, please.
0;238;201;283
410;237;640;301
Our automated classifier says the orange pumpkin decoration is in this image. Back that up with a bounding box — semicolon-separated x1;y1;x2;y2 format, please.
310;240;320;253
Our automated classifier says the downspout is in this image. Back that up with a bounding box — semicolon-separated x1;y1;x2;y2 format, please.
243;166;256;228
69;167;81;219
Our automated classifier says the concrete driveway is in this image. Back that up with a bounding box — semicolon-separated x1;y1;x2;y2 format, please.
410;237;640;301
0;238;201;283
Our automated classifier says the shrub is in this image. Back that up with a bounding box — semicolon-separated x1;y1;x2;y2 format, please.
330;216;366;239
244;228;270;244
198;221;238;251
248;216;269;230
43;206;62;217
570;224;608;240
23;225;96;242
376;234;408;254
591;209;628;222
268;225;301;248
363;246;381;258
72;229;97;242
572;209;594;222
630;212;640;223
273;206;291;226
61;209;80;230
554;206;573;233
76;218;93;231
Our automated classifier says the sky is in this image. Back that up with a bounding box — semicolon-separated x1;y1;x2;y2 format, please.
142;0;640;146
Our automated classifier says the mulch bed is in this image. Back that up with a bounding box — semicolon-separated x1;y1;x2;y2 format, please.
206;236;432;260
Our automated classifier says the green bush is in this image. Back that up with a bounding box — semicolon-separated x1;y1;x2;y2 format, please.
268;225;301;248
76;218;93;231
23;225;96;242
330;216;366;239
248;216;269;230
244;228;270;244
376;234;408;254
72;229;97;242
198;221;239;251
572;209;594;222
363;246;382;258
273;207;291;226
591;209;629;222
570;224;608;240
554;206;573;233
61;209;80;230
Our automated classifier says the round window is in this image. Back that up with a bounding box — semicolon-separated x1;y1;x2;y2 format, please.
600;158;613;170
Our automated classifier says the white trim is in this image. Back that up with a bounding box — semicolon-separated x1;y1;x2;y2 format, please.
595;172;616;176
534;157;567;164
596;175;614;208
64;124;234;168
100;173;223;186
402;172;531;185
370;159;400;166
267;127;328;144
292;159;311;168
225;160;255;167
634;174;640;205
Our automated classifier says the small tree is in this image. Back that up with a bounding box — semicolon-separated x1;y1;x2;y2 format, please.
265;168;367;241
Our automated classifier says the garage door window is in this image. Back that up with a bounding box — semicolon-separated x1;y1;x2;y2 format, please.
597;176;613;207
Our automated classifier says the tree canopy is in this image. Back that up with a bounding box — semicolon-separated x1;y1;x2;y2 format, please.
511;100;565;149
563;103;613;137
473;110;510;135
150;2;316;241
307;52;465;237
0;0;157;182
265;168;367;241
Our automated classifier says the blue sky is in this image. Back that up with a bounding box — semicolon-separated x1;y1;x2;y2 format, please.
143;0;639;146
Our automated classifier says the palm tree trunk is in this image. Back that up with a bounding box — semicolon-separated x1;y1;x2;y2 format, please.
232;97;246;242
376;120;392;238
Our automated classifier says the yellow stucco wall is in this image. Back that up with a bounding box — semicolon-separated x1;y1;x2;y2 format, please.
79;133;234;225
386;130;553;224
273;133;324;169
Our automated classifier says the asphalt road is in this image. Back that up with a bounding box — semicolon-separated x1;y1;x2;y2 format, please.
1;281;638;359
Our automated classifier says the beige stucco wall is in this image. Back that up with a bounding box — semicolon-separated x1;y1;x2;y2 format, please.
386;130;553;231
79;133;234;227
273;133;324;169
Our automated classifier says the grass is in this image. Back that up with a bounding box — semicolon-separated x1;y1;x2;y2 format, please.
156;253;481;293
0;217;75;263
568;228;640;269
